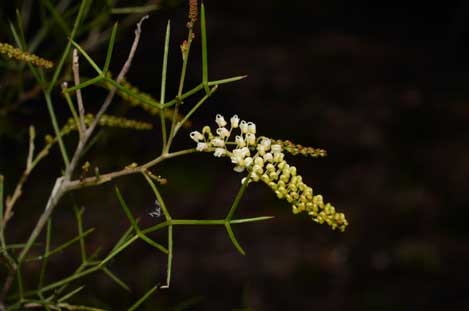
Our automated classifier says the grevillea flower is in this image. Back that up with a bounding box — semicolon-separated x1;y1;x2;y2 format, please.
190;114;348;231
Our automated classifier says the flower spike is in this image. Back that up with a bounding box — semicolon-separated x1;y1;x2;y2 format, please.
190;114;348;231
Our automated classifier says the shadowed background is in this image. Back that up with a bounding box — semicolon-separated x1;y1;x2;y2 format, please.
1;0;469;310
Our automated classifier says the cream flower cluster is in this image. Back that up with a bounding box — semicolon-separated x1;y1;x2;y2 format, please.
190;114;348;231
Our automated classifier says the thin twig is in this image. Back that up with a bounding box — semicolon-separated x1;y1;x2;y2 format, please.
66;15;149;178
72;48;86;138
65;148;196;191
2;132;56;229
2;127;36;226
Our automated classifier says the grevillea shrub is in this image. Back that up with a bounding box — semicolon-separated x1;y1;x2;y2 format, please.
0;1;347;309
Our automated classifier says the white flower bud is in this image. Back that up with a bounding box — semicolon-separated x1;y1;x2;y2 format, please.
250;172;260;182
216;127;230;138
252;164;263;174
244;157;253;167
261;138;271;149
211;137;225;147
246;133;256;146
247;122;256;134
263;152;273;162
230;115;240;128
215;114;227;127
196;142;208;151
254;156;264;167
239;120;248;134
190;131;204;142
235;135;245;147
240;147;250;157
214;148;226;157
257;144;266;155
271;144;282;154
233;165;245;173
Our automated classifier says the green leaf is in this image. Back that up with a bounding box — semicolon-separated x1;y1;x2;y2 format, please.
111;5;160;15
57;286;85;302
71;39;103;75
103;22;118;73
224;223;245;256
127;285;158;311
40;0;71;35
0;175;4;229
102;267;131;292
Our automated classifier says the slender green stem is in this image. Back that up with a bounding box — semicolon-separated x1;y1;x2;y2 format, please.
63;75;103;93
173;85;217;135
166;225;173;287
36;291;52;311
57;286;84;302
226;175;250;221
63;91;80;127
41;0;71;35
50;261;88;300
74;206;87;263
27;228;94;262
70;40;103;75
38;219;52;288
127;285;158;311
171;219;224;225
39;0;91;168
99;235;138;267
224;223;245;255
159;20;171;149
16;266;24;300
15;10;27;50
208;75;247;86
165;27;194;153
142;174;171;220
21;266;100;298
44;91;70;167
102;267;131;292
140;221;170;235
230;216;274;224
103;22;118;73
111;5;159;15
224;175;251;255
48;0;92;93
177;29;193;96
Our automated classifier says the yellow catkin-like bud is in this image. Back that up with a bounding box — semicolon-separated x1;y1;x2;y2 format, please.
272;139;327;158
0;42;54;69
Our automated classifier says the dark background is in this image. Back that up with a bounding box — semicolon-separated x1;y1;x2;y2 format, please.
2;0;469;310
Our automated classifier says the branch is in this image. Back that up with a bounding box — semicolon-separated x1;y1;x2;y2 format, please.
65;148;196;191
72;49;86;138
66;15;148;178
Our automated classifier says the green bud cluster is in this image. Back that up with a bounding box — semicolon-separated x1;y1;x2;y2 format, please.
273;139;327;157
0;42;54;69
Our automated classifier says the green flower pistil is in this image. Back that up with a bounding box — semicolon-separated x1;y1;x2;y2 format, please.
190;114;348;231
